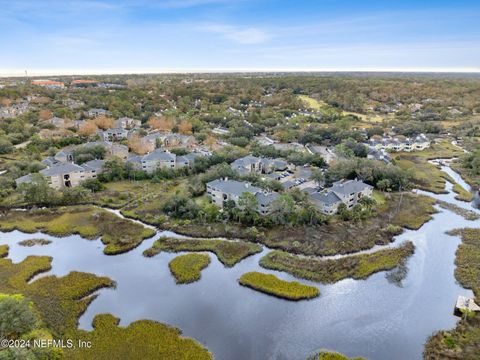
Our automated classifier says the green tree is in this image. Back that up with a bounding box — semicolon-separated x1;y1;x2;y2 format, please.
81;179;105;193
18;174;58;205
99;159;126;182
0;137;13;154
161;195;199;219
269;194;296;225
61;187;89;205
0;294;37;339
238;192;259;225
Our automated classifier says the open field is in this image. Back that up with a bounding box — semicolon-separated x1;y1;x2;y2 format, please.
89;181;166;209
0;206;155;254
168;253;211;284
298;95;324;110
239;271;319;301
144;236;262;267
260;241;415;283
424;228;480;359
120;179;189;226
297;94;381;123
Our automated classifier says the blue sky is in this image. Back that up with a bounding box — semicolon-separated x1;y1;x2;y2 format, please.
1;0;479;75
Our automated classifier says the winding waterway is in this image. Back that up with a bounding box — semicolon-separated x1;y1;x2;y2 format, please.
1;165;479;360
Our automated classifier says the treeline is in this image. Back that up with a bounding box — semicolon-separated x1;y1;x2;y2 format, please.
325;158;412;191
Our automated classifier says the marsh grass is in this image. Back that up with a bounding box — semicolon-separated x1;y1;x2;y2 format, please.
308;351;366;360
0;253;214;359
262;193;434;257
0;255;114;335
0;206;155;254
64;314;212;360
394;141;464;194
239;271;319;301
437;200;479;221
452;183;474;202
144;236;262;267
18;238;53;247
260;241;415;283
389;194;437;230
446;228;480;297
169;253;211;284
0;244;8;258
425;228;480;359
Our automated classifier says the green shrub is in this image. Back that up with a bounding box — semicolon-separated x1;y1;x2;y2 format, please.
144;236;262;267
239;272;319;300
0;293;37;339
260;241;415;283
169;253;211;284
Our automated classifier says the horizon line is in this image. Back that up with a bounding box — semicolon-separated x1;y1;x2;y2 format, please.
1;67;480;78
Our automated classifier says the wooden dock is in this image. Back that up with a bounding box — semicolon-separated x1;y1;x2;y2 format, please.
455;295;480;316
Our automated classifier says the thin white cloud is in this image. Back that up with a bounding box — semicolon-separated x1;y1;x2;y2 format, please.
201;24;271;44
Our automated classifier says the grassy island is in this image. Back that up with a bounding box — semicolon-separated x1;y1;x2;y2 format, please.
452;183;475;202
308;351;366;360
65;314;212;360
18;238;53;246
143;236;262;267
169;253;211;284
425;228;480;359
0;206;155;254
260;241;415;283
239;271;319;301
446;228;480;296
437;200;479;221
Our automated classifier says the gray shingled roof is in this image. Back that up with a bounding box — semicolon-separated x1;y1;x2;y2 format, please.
281;180;296;190
81;160;105;171
231;155;260;168
15;174;33;185
310;191;342;206
176;153;200;164
40;163;84;176
126;154;142;165
331;179;373;195
42;157;58;167
142;132;162;141
105;127;128;134
142;149;176;162
207;179;260;197
84;141;112;149
255;192;279;206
